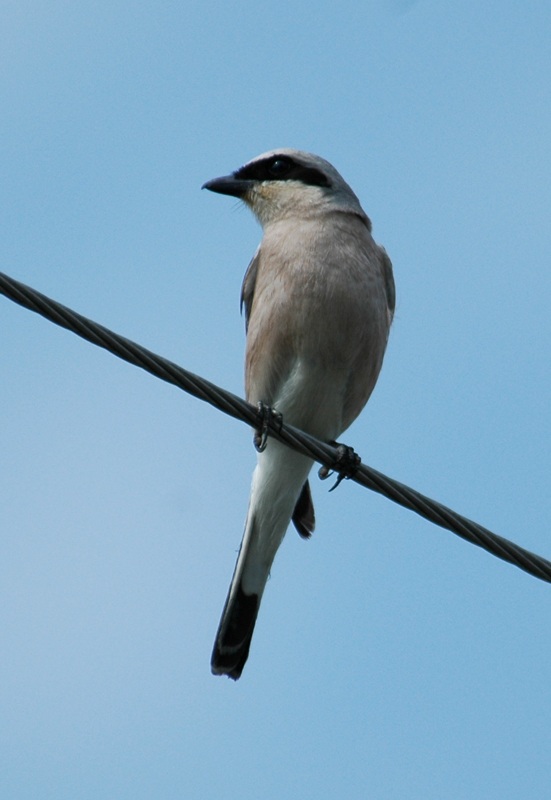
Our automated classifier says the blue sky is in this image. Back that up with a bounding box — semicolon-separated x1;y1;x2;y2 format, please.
2;2;551;798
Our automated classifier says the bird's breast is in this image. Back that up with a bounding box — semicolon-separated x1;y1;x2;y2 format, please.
244;215;391;437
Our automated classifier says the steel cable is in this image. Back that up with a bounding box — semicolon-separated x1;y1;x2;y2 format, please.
2;270;550;584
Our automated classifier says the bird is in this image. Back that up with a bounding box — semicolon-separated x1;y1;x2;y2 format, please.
202;149;395;679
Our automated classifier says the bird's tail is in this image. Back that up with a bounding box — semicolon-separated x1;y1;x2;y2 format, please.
210;550;261;680
211;442;313;679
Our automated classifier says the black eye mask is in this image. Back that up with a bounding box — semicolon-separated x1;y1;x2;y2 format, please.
234;155;331;188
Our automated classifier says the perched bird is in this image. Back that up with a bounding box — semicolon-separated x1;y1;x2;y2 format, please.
203;149;395;679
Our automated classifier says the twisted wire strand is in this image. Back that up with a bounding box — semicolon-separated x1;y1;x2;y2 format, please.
2;270;550;584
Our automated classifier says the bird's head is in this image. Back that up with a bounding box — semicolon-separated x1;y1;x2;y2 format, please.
202;149;367;227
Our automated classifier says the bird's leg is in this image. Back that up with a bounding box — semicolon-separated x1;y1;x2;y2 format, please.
253;401;283;452
318;443;361;491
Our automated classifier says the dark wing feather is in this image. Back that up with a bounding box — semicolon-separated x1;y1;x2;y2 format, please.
240;247;261;332
292;480;315;539
381;248;396;319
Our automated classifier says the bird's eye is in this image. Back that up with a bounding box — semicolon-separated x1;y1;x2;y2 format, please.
267;158;292;178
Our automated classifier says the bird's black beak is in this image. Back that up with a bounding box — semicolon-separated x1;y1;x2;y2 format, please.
201;174;253;198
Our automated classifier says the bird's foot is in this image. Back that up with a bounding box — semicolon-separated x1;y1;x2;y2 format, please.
318;443;361;491
253;402;283;452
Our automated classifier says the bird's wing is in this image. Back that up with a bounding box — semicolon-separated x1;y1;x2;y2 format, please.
292;480;315;539
240;246;261;332
381;247;396;320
